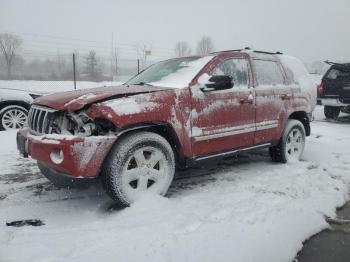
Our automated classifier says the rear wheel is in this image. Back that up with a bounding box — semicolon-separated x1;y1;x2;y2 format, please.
101;132;175;207
340;106;350;115
324;106;340;120
0;105;28;131
269;119;306;163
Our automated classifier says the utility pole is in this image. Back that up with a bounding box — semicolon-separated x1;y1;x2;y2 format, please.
111;33;114;80
73;53;76;90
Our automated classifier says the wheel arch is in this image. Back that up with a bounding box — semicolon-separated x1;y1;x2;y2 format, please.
288;111;310;136
0;100;31;113
115;122;185;167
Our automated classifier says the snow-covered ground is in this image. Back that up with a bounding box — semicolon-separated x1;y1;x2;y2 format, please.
0;80;124;94
0;106;349;262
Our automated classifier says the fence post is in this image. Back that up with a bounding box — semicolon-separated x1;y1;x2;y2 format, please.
73;53;77;90
137;59;140;74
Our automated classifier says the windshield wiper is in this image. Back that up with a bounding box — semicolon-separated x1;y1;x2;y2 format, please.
133;82;154;87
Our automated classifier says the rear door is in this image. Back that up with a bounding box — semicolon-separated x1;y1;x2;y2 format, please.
253;59;291;145
190;55;255;157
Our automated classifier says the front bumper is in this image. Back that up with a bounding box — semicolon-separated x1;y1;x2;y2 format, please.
317;98;349;107
17;128;117;178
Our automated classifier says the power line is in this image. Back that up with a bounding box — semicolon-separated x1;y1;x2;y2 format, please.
0;29;176;53
23;43;174;57
21;50;172;61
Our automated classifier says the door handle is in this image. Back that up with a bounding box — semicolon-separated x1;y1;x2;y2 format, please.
239;94;254;104
280;94;292;100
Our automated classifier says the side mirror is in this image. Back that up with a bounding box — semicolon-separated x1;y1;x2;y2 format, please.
201;75;234;92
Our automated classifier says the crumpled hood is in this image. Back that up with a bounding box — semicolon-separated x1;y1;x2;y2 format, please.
33;85;171;112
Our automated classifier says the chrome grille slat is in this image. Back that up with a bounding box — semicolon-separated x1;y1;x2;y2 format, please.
28;105;57;135
32;109;39;130
36;110;43;131
28;109;33;126
42;111;49;133
29;108;36;129
27;109;33;128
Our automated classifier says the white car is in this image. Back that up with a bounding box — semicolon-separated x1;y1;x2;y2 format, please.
0;88;41;130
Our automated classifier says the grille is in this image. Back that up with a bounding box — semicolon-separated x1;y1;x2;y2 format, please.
28;105;56;134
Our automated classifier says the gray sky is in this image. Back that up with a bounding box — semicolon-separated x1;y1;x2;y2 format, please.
0;0;349;62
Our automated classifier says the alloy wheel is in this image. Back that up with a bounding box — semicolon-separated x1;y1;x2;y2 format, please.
1;108;27;130
285;128;304;161
121;146;170;201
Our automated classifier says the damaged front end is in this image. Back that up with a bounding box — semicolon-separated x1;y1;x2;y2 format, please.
28;105;116;137
18;104;118;179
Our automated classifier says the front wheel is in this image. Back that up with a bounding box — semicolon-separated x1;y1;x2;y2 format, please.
0;105;28;131
101;132;175;207
269;119;306;163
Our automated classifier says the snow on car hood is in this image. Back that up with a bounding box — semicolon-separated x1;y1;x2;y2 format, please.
33;84;172;111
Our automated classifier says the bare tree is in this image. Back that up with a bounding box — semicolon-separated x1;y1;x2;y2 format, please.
56;50;67;77
84;50;101;81
196;36;215;56
0;33;23;79
174;41;191;57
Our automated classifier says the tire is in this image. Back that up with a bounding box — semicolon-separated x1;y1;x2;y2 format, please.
324;106;340;120
0;105;28;131
269;119;306;163
101;131;175;207
37;161;95;188
340;106;350;115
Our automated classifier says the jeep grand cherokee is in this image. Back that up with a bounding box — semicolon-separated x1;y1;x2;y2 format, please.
17;49;316;206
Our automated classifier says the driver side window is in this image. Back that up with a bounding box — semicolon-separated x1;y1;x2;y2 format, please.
211;58;249;88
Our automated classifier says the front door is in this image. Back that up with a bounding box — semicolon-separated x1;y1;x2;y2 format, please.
190;56;256;157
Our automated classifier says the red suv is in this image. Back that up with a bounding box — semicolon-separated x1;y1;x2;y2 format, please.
17;50;316;206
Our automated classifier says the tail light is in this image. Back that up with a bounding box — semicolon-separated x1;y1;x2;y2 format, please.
317;82;325;97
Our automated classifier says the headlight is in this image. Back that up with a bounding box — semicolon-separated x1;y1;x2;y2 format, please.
49;111;115;137
68;112;96;136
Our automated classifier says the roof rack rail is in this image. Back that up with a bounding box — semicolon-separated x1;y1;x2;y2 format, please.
210;48;283;55
210;49;243;54
253;50;283;55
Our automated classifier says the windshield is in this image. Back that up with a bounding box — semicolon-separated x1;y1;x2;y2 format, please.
126;56;213;88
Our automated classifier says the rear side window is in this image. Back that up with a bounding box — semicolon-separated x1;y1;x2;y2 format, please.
211;58;249;87
253;60;285;85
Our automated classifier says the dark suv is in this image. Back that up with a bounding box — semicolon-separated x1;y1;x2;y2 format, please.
17;50;316;207
317;62;350;119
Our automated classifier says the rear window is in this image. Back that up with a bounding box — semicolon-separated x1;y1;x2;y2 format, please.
278;55;312;85
325;68;350;80
253;60;285;85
